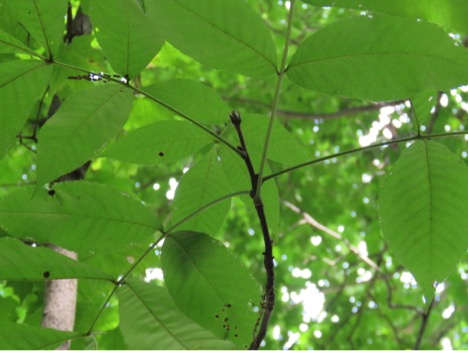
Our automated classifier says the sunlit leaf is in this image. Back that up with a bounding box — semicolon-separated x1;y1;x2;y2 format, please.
0;181;162;253
288;15;468;100
162;231;261;348
170;148;232;235
0;237;113;280
90;0;164;79
146;0;277;76
118;280;236;350
102;120;214;164
379;140;468;293
37;84;133;185
144;79;230;124
0;60;51;158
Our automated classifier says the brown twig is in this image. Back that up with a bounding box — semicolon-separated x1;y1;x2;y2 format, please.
229;111;275;350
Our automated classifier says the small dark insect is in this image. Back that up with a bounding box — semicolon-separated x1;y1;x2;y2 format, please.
43;271;50;278
48;189;56;196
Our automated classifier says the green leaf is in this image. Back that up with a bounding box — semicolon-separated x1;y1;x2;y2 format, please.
0;322;82;349
0;60;51;158
170;148;232;234
287;15;468;100
144;79;230;124
2;0;67;57
242;114;309;166
0;27;37;55
162;231;261;348
303;0;468;34
410;90;439;129
0;181;161;253
118;281;236;350
0;237;113;281
379;140;468;293
90;0;164;79
37;84;133;185
102;120;214;164
146;0;277;76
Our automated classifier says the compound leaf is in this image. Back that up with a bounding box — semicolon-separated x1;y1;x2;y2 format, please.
379;140;468;293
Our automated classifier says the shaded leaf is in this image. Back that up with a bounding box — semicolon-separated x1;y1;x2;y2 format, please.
288;15;468;100
144;79;230;124
242;114;308;166
162;231;261;348
303;0;468;34
90;0;164;79
118;280;236;350
0;237;113;281
170;148;232;234
0;322;81;350
410;90;439;129
146;0;277;76
37;84;133;185
102;120;214;164
0;60;51;158
379;140;468;293
0;181;161;253
2;0;67;57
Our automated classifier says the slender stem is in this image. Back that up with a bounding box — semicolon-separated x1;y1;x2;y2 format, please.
254;0;296;202
50;60;242;156
414;297;436;349
86;284;119;334
263;131;468;182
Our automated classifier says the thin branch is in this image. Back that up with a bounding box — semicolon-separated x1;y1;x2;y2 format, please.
282;200;380;271
229;112;275;350
414;297;436;350
226;97;405;120
254;0;296;201
263;131;468;182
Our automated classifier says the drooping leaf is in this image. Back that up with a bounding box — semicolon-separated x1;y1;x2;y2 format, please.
0;60;51;158
146;0;277;76
0;322;82;350
170;148;232;235
379;140;468;293
37;84;133;186
2;0;67;57
303;0;468;34
162;231;261;348
144;79;230;124
287;15;468;100
102;120;214;164
0;182;162;253
0;237;113;281
118;280;236;350
90;0;164;79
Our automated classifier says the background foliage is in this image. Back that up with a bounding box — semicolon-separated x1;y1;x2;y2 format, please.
0;0;467;349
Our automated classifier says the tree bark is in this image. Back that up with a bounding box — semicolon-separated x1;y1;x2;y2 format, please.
41;247;78;350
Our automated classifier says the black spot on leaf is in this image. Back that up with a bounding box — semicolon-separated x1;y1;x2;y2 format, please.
43;271;50;278
158;151;165;157
48;189;56;196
